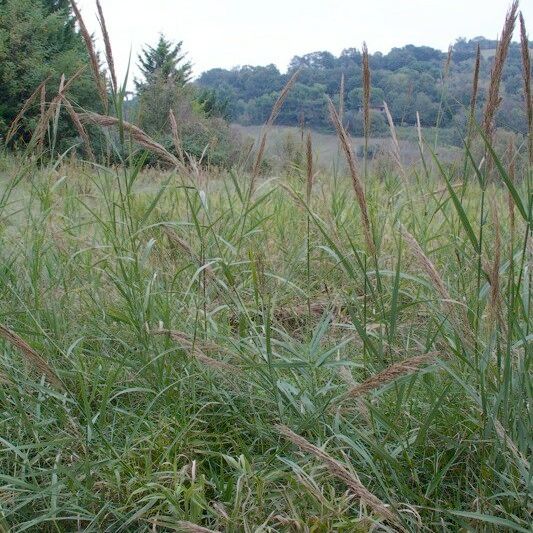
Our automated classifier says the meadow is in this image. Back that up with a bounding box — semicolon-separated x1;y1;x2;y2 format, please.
0;1;531;532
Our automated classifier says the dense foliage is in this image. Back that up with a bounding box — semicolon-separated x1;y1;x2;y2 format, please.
0;0;99;144
133;36;243;168
198;37;531;135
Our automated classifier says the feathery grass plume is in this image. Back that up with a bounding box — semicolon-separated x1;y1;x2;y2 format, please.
519;12;532;163
383;101;405;179
62;97;95;161
276;425;398;523
342;354;438;400
400;225;472;343
70;0;108;113
151;329;238;373
306;131;314;202
5;77;51;145
79;112;180;167
251;68;300;185
327;98;375;255
169;109;185;164
0;324;63;389
30;68;86;152
339;73;345;124
482;1;519;142
362;42;371;143
96;0;117;94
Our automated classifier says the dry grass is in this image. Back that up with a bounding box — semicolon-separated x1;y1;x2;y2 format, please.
62;97;95;162
327;98;375;255
383;101;405;178
519;12;532;163
482;0;518;141
276;425;398;524
0;324;62;389
251;69;300;185
79;112;180;167
341;354;438;400
5;77;51;145
30;68;86;153
96;0;117;95
70;0;109;113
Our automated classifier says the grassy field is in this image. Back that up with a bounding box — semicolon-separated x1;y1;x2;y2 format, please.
233;124;461;172
0;131;531;531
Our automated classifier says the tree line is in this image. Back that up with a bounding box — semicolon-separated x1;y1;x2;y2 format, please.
197;37;531;137
0;0;241;166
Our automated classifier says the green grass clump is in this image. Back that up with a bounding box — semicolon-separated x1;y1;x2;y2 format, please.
0;135;530;532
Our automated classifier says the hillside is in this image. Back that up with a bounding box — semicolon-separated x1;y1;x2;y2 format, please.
198;37;531;136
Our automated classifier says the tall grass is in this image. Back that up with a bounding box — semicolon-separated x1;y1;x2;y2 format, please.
0;1;531;532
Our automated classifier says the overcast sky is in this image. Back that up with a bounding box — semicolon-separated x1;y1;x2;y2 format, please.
77;0;532;84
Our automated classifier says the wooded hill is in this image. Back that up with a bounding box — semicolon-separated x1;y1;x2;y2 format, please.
198;37;532;137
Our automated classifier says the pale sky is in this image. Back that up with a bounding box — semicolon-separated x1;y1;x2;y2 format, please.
77;0;532;84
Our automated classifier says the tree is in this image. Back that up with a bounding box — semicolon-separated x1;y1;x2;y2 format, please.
135;35;192;92
0;0;98;143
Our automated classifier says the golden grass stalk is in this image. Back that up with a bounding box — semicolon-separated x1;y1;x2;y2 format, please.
0;324;62;389
5;77;50;145
327;98;375;255
169;109;185;164
276;425;398;523
70;0;108;113
30;68;86;152
342;354;437;399
362;42;371;142
306;131;314;202
251;69;300;185
151;329;238;373
62;97;95;161
383;101;405;179
96;0;117;94
79;112;180;167
520;12;532;164
482;1;519;142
